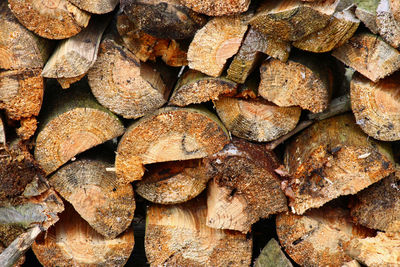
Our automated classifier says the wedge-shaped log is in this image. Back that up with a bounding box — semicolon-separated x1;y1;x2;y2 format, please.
284;113;394;215
205;139;287;233
67;0;118;14
354;0;379;33
179;0;250;16
115;106;230;183
8;0;90;40
145;198;252;266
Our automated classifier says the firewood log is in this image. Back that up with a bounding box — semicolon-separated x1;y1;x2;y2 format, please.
49;158;135;239
254;238;293;267
391;0;400;22
351;72;400;141
169;70;238;106
284;113;394;215
332;32;400;82
67;0;118;14
32;203;135;267
214;97;301;142
376;0;400;48
115;106;230;183
136;159;209;204
8;0;90;40
145;198;252;266
179;0;250;16
121;0;206;39
34;81;124;175
205;139;287;233
0;2;53;70
187;15;248;77
353;0;379;34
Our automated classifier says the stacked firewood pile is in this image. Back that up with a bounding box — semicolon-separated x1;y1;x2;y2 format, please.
0;0;399;266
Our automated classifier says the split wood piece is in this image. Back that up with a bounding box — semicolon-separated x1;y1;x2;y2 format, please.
16;117;38;141
0;2;52;70
151;39;188;67
49;158;135;239
259;54;333;113
121;0;206;40
354;0;379;34
284;113;394;215
351;71;400;141
169;70;238;106
343;232;400;267
350;169;400;232
227;28;290;84
32;204;135;267
377;0;400;48
136;159;209;204
179;0;250;16
0;241;26;267
145;198;252;266
293;7;360;53
187;16;248;77
332;32;400;82
41;15;110;82
0;69;44;121
67;0;118;14
34;82;124;175
8;0;90;40
254;238;293;267
391;0;400;22
87;37;169;119
115;106;230;183
214;97;301;142
276;204;374;267
205;139;287;233
249;0;340;42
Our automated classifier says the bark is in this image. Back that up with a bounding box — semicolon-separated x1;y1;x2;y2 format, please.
376;0;400;48
179;0;250;16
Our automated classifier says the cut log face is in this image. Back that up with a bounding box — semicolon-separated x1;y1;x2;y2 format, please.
0;2;52;70
87;37;169;119
343;232;400;267
254;238;293;267
214;97;301;142
350;170;400;232
276;204;374;267
259;55;333;113
205;139;288;233
332;32;400;82
121;0;206;40
32;204;135;267
35;84;125;175
284;113;394;215
354;0;379;34
8;0;90;40
376;0;400;48
391;0;400;22
67;0;118;14
188;16;248;77
351;72;400;141
115;106;230;183
169;70;238;107
249;0;339;42
179;0;250;16
136;159;209;204
49;159;135;239
145;198;252;267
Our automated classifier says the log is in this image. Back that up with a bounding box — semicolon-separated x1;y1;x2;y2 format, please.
34;81;125;175
0;2;52;70
67;0;118;14
284;113;394;215
214;97;301;142
258;54;333;113
8;0;90;40
249;0;339;42
87;36;170;119
376;0;400;48
350;169;400;232
49;158;135;239
332;32;400;82
205;139;288;233
115;106;230;183
32;203;135;267
351;71;400;141
254;238;293;267
169;70;238;106
121;0;206;39
136;159;209;204
391;0;400;22
145;198;252;266
276;203;374;267
179;0;250;16
187;15;248;77
354;0;379;34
